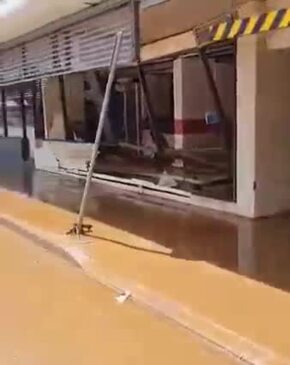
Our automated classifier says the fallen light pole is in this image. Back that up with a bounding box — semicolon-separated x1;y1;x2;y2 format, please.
68;31;123;236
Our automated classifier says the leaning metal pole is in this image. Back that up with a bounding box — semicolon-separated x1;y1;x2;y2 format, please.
75;31;123;235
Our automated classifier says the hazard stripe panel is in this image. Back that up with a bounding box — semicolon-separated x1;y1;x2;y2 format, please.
200;8;290;44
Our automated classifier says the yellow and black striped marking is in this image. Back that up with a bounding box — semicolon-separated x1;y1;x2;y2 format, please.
200;8;290;44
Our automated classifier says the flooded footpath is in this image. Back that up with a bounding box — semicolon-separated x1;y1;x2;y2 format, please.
1;141;290;365
0;198;240;365
1;145;290;294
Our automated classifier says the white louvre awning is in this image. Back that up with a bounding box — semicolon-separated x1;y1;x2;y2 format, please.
0;0;137;86
0;0;160;46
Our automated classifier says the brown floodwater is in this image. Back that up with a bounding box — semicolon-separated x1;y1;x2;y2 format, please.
1;141;290;294
0;215;239;365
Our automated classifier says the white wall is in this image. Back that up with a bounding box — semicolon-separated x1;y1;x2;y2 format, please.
237;34;290;217
236;35;258;217
255;40;290;216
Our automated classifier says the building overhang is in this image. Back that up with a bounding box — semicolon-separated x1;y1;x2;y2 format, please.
141;31;197;62
140;0;250;45
0;0;255;48
0;0;89;47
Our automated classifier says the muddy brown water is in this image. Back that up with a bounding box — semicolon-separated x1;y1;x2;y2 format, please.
1;142;290;294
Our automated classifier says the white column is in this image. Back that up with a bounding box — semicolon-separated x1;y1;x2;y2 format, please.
64;73;85;140
237;33;290;217
173;57;219;151
236;35;258;217
42;77;66;140
255;39;290;216
173;57;184;150
236;0;265;217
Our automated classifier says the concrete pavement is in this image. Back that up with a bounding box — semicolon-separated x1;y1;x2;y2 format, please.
0;189;290;365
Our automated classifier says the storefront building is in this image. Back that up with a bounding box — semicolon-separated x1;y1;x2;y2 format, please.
1;0;290;219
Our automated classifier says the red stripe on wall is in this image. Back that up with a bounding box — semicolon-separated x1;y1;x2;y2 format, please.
175;119;220;135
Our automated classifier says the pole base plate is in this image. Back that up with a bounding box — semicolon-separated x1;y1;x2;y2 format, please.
66;224;93;236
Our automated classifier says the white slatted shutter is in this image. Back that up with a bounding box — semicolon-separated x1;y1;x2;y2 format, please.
0;0;135;85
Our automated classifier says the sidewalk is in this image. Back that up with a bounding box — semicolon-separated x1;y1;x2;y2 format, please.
0;189;289;365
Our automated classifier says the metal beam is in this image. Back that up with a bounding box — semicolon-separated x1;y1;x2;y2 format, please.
74;31;123;236
197;47;234;190
137;64;166;154
198;47;232;152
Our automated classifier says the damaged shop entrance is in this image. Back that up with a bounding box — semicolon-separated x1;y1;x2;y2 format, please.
36;42;236;203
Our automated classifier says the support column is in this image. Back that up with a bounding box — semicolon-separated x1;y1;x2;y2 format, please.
237;12;290;217
236;0;265;217
173;58;184;151
236;35;258;217
255;40;290;216
42;77;66;140
64;73;85;141
173;57;220;151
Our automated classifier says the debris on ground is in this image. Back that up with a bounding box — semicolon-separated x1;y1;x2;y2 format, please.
115;291;132;304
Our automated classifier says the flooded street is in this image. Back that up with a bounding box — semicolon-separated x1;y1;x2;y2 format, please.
1;142;290;294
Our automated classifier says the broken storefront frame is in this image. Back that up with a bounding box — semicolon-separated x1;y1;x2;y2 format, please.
39;42;236;202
